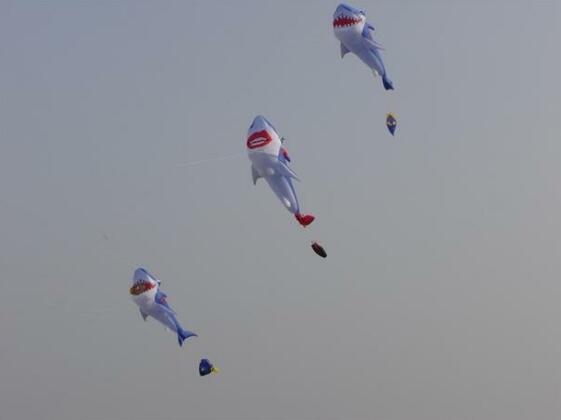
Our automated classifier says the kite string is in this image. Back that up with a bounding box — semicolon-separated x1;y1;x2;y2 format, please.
387;76;399;124
177;152;243;168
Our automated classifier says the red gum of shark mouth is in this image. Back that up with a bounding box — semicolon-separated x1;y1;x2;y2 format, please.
130;281;156;296
247;130;273;149
333;16;362;27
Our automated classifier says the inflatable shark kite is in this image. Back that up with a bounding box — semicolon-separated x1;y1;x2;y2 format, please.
333;3;394;90
246;115;315;227
130;268;197;347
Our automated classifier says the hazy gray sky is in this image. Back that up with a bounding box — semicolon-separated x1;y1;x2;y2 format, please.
1;1;560;419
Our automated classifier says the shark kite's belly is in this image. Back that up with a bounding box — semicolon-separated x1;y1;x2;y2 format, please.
151;305;179;333
248;152;299;213
361;47;385;76
347;40;384;75
338;30;363;52
265;175;299;214
248;152;278;177
131;287;156;309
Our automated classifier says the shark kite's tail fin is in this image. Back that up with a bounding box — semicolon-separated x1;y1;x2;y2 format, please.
295;213;315;227
382;74;394;90
177;328;197;347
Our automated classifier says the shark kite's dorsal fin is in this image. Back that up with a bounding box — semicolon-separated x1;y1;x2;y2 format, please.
362;24;385;51
251;164;262;185
340;42;350;58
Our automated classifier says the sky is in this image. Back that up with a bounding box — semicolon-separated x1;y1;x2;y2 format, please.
0;1;560;419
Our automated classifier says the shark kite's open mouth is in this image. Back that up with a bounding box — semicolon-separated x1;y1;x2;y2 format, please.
247;130;273;149
130;281;155;296
333;15;362;28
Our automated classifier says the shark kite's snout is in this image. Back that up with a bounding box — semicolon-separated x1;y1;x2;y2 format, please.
333;4;364;28
247;115;281;153
249;115;274;134
131;267;159;295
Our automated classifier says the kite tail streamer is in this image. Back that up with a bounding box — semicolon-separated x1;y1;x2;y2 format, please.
384;79;399;136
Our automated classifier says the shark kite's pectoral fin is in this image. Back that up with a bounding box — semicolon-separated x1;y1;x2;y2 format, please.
276;161;300;182
139;308;148;321
340;42;350;58
251;165;262;185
